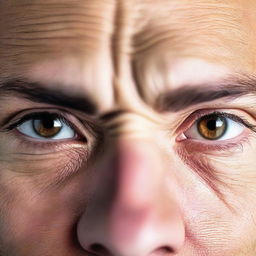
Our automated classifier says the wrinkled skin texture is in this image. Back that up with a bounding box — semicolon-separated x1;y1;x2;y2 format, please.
0;0;256;255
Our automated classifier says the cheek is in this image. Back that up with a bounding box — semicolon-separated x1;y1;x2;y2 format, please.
175;141;256;254
179;176;256;255
0;181;79;255
0;160;90;255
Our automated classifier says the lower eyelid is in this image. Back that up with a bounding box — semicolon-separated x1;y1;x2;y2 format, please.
8;128;87;153
1;144;88;181
177;129;251;154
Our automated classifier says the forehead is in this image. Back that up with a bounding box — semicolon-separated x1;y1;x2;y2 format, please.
0;0;256;108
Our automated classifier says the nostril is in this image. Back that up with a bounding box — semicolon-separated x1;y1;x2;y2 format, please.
150;246;175;256
89;243;112;256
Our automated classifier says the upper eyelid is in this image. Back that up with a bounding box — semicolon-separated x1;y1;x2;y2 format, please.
176;109;256;135
3;112;73;131
198;112;255;130
1;109;62;127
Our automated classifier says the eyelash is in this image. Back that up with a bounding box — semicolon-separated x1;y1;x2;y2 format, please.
193;111;256;131
2;109;256;152
177;110;256;151
5;112;72;131
4;111;256;132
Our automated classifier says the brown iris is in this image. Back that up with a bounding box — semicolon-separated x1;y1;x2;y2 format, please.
33;116;62;138
197;114;227;140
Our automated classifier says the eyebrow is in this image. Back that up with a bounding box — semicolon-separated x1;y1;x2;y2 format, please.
155;78;256;112
0;80;97;115
0;77;255;115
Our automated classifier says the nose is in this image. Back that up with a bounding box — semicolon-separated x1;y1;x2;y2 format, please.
76;140;185;256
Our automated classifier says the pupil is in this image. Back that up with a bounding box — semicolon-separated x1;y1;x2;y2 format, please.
207;119;218;131
42;118;54;129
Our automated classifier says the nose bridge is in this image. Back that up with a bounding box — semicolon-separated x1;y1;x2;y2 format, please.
88;112;168;212
101;111;163;139
100;111;170;212
91;134;168;215
77;127;185;255
105;140;179;250
111;138;165;208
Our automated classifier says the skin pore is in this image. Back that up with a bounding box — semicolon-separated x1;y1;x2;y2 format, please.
0;0;256;255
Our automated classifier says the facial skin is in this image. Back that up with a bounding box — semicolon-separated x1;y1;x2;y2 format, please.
1;0;256;255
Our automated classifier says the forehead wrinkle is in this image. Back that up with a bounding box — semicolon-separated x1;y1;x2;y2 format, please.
130;1;256;103
0;0;117;109
132;1;250;61
130;0;255;102
0;0;116;65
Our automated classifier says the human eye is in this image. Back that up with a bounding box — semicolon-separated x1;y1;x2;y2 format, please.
179;111;256;143
2;110;90;150
15;112;75;140
0;109;97;177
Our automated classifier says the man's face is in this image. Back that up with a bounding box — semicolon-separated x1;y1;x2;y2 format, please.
0;0;256;255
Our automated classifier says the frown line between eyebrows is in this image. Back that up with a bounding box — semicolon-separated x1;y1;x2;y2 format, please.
0;79;98;115
155;77;256;112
